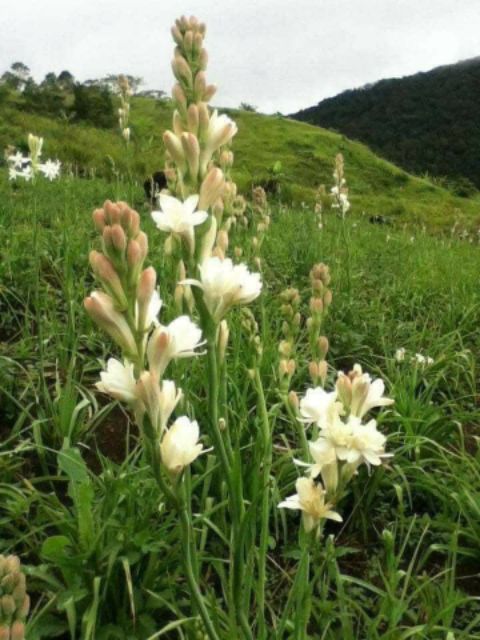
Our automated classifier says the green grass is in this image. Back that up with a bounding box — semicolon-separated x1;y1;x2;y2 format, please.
1;96;480;231
0;173;479;638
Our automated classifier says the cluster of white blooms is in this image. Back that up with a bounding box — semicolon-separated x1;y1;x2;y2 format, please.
85;200;207;475
330;153;350;217
395;348;434;367
280;364;393;534
6;134;61;182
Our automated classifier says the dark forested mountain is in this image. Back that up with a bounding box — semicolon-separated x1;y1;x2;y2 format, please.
291;58;480;190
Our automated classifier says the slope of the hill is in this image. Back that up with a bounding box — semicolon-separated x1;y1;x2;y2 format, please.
1;96;479;230
291;58;480;191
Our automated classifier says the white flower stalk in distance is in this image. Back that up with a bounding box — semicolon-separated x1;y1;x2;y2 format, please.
278;477;342;533
184;257;262;322
147;315;204;378
96;359;138;403
151;194;208;255
160;416;204;474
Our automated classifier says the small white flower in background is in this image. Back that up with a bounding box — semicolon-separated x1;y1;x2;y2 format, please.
8;166;23;181
8;151;24;169
22;166;34;182
96;358;138;403
147;315;204;377
299;387;340;427
152;194;208;255
278;477;342;533
160;416;205;474
395;348;406;362
39;159;61;181
184;257;262;322
412;353;434;367
122;127;131;143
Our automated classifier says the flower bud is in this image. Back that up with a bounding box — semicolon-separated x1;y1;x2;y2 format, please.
218;320;229;362
336;373;352;409
164;131;186;167
234;247;243;258
104;200;121;225
288;390;299;411
172;83;187;111
318;336;329;358
10;621;25;640
89;251;127;307
187;104;199;135
181;132;200;178
278;340;292;357
172;54;192;85
216;229;229;253
324;290;333;307
92;208;106;232
310;297;324;314
111;224;127;252
199;168;225;210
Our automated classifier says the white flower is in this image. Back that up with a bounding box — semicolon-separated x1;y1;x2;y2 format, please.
136;290;162;331
158;380;183;431
299;387;340;427
340;416;390;467
152;194;208;254
160;416;204;474
395;348;406;362
84;291;138;355
337;365;394;419
39;159;61;181
21;166;34;182
7;152;25;169
8;166;22;181
96;358;137;403
206;110;238;152
147;315;204;377
185;257;262;322
278;477;342;533
412;353;434;367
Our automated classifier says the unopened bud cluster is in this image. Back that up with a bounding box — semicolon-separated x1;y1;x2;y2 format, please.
85;200;153;360
0;555;29;640
278;287;301;390
314;184;327;229
248;186;271;269
240;308;262;359
307;263;332;386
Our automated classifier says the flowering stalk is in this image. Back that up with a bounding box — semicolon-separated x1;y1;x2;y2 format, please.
0;555;30;640
117;75;132;144
6;133;61;182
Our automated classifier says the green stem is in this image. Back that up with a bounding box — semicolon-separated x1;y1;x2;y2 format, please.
254;368;273;640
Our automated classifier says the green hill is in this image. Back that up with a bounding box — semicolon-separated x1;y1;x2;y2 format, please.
291;57;480;192
1;95;480;231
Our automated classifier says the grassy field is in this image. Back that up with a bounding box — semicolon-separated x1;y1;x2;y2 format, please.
1;96;480;231
0;171;479;638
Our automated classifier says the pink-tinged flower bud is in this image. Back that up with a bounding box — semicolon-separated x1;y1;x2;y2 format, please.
193;32;203;52
181;132;200;179
92;208;106;232
136;232;148;260
308;361;319;381
318;336;329;358
194;71;206;96
310;297;324;314
136;267;158;332
234;246;243;258
199;48;208;71
172;54;192;85
163;131;186;167
199;167;224;209
0;626;10;640
104;200;121;225
199;215;217;261
136;371;161;433
198;102;210;138
278;340;292;357
84;292;137;355
89;251;127;307
102;226;114;252
216;229;229;253
127;239;142;268
187;104;199;135
10;621;26;640
1;594;16;616
184;30;193;54
111;224;127;252
173;110;184;136
203;84;217;101
172;83;187;111
318;360;328;384
288;390;299;411
324;290;333;307
171;25;183;45
336;373;352;409
17;594;30;618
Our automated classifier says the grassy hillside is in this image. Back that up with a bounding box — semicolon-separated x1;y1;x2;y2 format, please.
291;57;480;191
1;96;480;231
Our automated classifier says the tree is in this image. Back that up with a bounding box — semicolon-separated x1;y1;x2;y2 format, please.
71;83;116;128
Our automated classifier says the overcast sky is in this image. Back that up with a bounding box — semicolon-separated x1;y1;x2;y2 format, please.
2;0;479;114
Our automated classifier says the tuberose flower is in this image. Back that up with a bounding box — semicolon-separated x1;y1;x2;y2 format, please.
160;416;204;474
96;358;137;403
147;315;204;377
206;110;238;152
299;387;340;427
339;416;390;467
278;477;342;533
184;257;262;322
152;194;208;254
84;290;138;355
39;159;61;181
337;365;393;419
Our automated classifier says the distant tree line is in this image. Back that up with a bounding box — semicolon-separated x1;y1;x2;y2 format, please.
0;62;167;129
292;58;480;192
